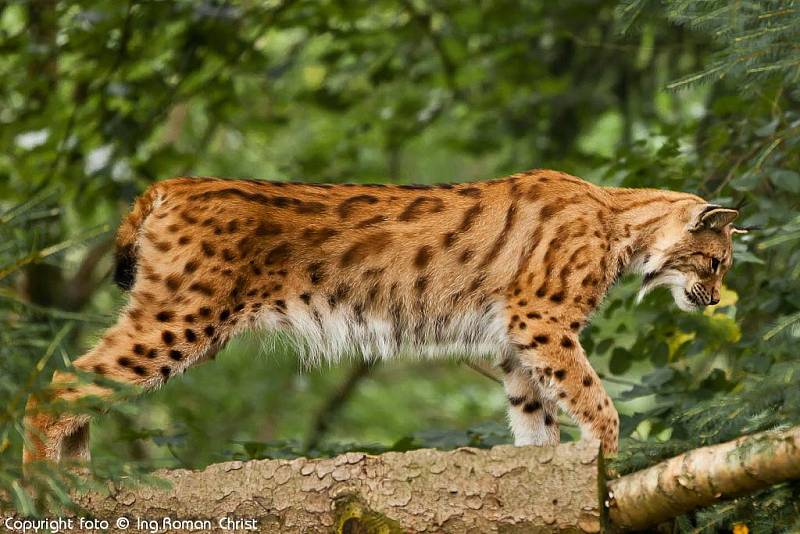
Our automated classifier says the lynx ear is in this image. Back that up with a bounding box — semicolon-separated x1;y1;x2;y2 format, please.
690;206;739;232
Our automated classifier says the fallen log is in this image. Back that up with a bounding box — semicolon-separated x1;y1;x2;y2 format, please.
8;425;800;532
72;441;602;533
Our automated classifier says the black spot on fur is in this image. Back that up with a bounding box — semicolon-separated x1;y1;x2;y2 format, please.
162;331;175;345
156;311;174;322
185;329;197;342
554;369;566;380
255;221;283;236
523;401;541;413
398;196;444;222
265;242;291;265
508;396;525;406
338;194;379;219
202;324;216;337
308;262;325;285
169;350;182;361
414;276;428;294
414;245;433;269
165;274;182;291
499;358;515;374
201;241;216;257
457;187;481;198
302;227;338;246
188;282;214;297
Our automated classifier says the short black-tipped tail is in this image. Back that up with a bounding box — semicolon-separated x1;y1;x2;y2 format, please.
113;183;161;291
113;244;137;290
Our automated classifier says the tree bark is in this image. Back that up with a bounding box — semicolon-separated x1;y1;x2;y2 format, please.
72;441;602;533
607;425;800;530
8;427;800;531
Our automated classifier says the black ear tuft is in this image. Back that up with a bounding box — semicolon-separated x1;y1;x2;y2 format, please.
731;225;760;235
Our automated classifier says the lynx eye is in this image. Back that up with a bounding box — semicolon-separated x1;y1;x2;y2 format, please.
711;257;721;273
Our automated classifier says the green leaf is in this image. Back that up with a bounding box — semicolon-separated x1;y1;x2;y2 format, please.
609;347;632;375
770;169;800;193
730;170;759;192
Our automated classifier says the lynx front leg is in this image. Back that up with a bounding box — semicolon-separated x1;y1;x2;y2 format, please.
501;360;560;446
505;312;618;453
519;334;619;454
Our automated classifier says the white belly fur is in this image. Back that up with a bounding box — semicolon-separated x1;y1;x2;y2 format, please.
251;298;510;366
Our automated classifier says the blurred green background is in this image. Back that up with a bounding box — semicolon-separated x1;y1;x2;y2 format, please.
1;1;799;530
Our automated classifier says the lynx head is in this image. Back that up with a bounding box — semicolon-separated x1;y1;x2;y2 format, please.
638;204;745;311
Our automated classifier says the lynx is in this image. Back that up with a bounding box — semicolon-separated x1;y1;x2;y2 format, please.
24;169;742;464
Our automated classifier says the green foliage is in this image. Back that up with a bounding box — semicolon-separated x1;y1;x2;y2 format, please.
1;1;799;531
620;0;800;90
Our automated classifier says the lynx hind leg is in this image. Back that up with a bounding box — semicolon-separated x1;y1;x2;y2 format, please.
500;356;560;447
24;389;92;465
23;290;235;464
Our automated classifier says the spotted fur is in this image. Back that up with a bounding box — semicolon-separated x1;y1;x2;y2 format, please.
24;169;740;463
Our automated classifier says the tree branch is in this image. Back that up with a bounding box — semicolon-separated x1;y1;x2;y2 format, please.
63;237;114;311
608;425;800;530
304;360;374;453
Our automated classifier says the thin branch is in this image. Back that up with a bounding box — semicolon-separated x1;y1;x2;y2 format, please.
465;361;502;385
63;236;114;311
0;226;109;281
303;360;374;452
399;0;459;96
